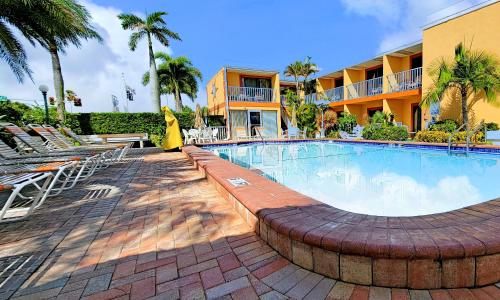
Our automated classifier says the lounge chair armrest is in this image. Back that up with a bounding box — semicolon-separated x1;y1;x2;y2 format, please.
0;161;75;175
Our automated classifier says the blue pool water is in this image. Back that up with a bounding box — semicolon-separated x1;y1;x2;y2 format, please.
207;141;500;216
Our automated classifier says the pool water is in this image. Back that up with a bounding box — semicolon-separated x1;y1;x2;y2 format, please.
207;142;500;216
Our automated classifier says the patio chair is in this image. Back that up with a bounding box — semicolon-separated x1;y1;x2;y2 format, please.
182;129;196;144
59;126;90;145
198;128;213;143
188;129;200;143
212;128;219;141
43;125;120;150
0;170;54;223
282;125;306;139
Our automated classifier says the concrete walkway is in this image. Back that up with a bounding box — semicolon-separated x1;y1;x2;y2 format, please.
0;152;498;300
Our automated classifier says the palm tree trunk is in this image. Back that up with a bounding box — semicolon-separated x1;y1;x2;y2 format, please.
49;43;65;123
174;84;183;112
461;86;468;128
147;34;161;113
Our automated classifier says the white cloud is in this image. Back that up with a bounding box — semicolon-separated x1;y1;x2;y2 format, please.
340;0;486;53
0;0;199;113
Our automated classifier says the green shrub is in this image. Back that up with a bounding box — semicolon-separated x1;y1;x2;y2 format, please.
362;124;409;141
429;119;458;132
338;112;357;133
297;103;318;137
414;130;484;143
485;122;499;131
327;130;340;139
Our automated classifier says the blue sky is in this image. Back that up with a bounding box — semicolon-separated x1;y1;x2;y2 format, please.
0;0;482;112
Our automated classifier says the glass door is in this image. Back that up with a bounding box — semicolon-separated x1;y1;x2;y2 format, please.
248;110;262;137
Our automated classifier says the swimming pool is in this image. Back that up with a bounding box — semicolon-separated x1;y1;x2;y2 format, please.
206;141;500;216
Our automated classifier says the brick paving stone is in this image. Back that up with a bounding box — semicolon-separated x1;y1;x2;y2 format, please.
200;267;225;289
261;264;299;287
205;276;251;300
408;289;432;300
259;290;288;300
231;286;259;300
326;281;355;300
178;259;218;277
156;262;178;284
350;285;370;300
392;288;411;300
82;273;112;296
285;271;323;299
130;277;155;300
180;281;205;299
272;268;310;294
156;273;201;294
303;277;336;300
223;266;250;282
369;286;391;300
217;253;241;272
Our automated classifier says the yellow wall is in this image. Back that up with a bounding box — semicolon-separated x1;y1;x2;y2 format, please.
383;55;411;93
344;69;365;99
422;2;500;125
206;68;227;117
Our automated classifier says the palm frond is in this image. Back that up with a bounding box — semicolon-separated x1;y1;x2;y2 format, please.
146;11;167;26
0;21;32;82
118;13;145;30
129;31;145;51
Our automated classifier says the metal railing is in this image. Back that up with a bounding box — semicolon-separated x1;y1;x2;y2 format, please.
324;86;344;102
387;67;422;93
304;93;317;103
228;86;274;102
346;77;383;99
208;126;228;141
448;123;467;154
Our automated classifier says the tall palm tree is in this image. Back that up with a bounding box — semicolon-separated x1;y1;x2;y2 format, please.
422;42;499;127
118;11;181;112
1;0;101;122
142;52;202;112
284;61;303;94
301;56;319;94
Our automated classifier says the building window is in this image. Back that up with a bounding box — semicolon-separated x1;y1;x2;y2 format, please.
242;77;271;89
411;55;422;69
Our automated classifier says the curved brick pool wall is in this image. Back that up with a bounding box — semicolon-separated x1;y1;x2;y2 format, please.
183;146;500;289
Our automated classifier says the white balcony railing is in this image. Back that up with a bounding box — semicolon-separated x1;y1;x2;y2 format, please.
387;67;422;93
324;86;344;102
228;86;274;102
346;77;383;100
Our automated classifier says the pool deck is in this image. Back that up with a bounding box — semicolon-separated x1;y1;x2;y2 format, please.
0;150;499;299
184;145;500;290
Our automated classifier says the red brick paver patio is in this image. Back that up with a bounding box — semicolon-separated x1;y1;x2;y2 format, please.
0;152;499;300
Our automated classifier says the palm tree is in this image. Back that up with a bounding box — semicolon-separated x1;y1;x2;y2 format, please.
1;0;101;122
142;52;202;112
284;61;303;94
422;42;499;128
118;11;181;112
301;56;319;95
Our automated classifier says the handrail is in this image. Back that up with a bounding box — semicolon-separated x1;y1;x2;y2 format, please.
228;86;274;102
466;120;485;153
255;127;265;143
448;123;467;154
386;67;422;93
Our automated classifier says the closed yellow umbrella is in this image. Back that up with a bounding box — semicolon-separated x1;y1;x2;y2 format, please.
162;106;183;150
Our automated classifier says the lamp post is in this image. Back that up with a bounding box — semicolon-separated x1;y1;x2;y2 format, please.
38;84;49;124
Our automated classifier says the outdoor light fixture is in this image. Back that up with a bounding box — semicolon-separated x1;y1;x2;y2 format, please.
38;84;49;125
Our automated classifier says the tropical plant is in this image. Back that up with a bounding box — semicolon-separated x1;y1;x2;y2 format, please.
297;103;318;137
142;52;202;112
370;111;393;126
1;0;101;122
362;124;408;141
422;42;500;129
485;122;499;131
283;61;303;94
301;56;319;94
119;11;181;112
429;119;459;132
337;112;357;133
283;90;301;126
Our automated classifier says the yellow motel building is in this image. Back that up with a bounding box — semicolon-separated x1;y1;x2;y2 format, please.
206;1;500;139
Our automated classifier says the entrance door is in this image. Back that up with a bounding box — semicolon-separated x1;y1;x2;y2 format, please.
412;104;422;132
248;110;262;137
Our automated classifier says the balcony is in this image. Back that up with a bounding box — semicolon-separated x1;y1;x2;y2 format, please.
324;86;344;102
387;67;422;93
346;77;383;100
228;86;274;102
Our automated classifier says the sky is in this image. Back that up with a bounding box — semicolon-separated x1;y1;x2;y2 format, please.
0;0;487;113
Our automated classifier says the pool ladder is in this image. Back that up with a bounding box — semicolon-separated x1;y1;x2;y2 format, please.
447;120;484;156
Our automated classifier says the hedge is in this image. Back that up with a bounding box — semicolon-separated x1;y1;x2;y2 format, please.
0;101;225;147
361;124;409;141
414;130;485;143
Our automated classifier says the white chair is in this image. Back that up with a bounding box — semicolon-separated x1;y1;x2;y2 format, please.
212;128;219;141
198;128;213;143
183;129;196;144
188;129;199;143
